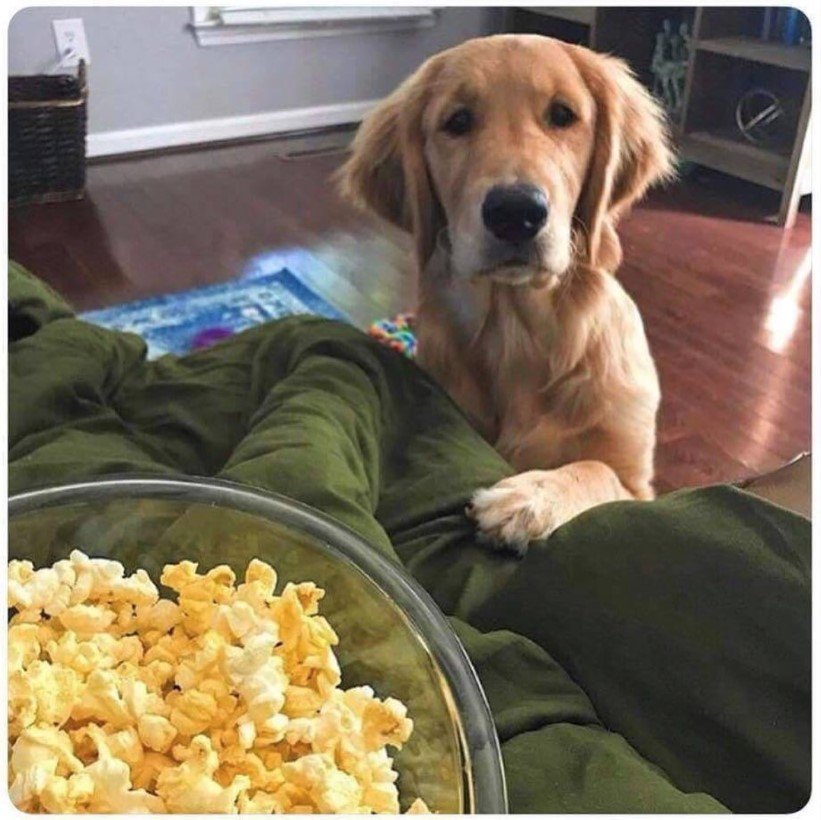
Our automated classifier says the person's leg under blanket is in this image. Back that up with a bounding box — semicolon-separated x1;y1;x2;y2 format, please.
217;342;394;555
456;488;810;813
9;317;182;490
451;620;724;812
374;409;810;813
214;316;508;557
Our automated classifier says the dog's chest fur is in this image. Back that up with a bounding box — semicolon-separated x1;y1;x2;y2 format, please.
418;263;612;455
415;254;660;472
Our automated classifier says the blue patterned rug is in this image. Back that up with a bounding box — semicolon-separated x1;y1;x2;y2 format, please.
81;249;348;359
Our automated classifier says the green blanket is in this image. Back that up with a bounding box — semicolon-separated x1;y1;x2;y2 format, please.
8;261;810;813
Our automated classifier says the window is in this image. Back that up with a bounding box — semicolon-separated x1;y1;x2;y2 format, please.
190;6;437;46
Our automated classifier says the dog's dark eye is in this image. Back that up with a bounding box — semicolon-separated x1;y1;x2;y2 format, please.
547;102;577;128
441;107;473;136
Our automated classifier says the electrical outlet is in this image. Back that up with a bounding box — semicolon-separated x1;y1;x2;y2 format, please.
52;18;90;68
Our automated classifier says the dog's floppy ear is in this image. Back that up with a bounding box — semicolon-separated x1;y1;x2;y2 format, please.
570;46;676;271
336;94;409;230
337;60;445;267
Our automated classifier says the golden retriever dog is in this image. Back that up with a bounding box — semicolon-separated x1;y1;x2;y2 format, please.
338;34;675;553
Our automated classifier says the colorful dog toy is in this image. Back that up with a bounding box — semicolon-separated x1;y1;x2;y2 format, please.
368;313;417;359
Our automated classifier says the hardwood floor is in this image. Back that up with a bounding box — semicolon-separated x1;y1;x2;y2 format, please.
8;136;414;328
9;136;811;493
619;172;811;491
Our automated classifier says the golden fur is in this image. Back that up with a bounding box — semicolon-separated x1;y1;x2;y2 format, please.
338;35;675;551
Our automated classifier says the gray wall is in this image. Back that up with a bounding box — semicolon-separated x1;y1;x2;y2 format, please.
9;6;503;134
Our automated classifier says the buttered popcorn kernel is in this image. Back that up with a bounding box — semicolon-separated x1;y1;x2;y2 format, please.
8;552;432;814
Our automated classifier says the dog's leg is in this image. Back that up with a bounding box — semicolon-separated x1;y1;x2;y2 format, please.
468;461;641;555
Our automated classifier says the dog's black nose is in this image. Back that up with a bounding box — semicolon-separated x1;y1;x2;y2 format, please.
481;184;549;243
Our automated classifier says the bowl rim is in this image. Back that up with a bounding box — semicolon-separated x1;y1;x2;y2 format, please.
8;474;508;814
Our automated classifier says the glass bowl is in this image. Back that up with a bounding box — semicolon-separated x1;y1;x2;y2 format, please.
8;476;507;814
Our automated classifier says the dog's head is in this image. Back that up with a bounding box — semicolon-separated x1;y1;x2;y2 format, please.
338;34;675;286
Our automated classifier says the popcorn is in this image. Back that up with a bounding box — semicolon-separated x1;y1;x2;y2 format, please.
8;623;42;671
407;797;433;814
137;714;178;754
283;752;364;813
8;551;433;814
156;735;252;813
71;669;137;728
131;751;175;792
8;727;87;813
167;687;220;736
10;727;85;779
9;660;82;733
223;633;290;740
39;770;96;814
84;754;165;812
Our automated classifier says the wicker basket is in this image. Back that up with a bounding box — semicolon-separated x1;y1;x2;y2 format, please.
9;61;87;206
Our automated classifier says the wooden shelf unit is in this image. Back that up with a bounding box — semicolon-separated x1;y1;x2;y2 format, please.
695;35;811;72
519;7;595;26
509;6;692;89
682;8;810;226
507;6;812;228
679;130;790;190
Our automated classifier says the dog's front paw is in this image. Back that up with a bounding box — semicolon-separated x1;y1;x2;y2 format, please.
467;471;570;555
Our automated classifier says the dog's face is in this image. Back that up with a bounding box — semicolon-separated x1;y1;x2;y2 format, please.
421;37;596;286
339;35;674;284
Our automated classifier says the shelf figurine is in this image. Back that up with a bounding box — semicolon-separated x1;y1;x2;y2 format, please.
650;19;690;119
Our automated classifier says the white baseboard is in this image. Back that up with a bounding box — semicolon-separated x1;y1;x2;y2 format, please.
85;98;377;158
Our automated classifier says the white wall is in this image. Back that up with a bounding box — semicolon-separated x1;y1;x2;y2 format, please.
9;5;503;152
